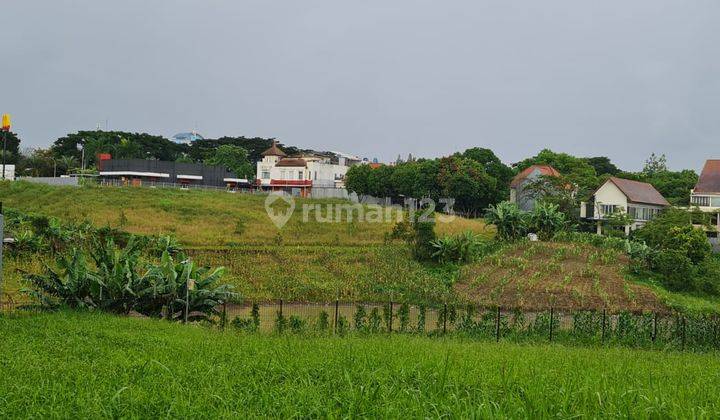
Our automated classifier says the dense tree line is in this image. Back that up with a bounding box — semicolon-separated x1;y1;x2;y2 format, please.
345;148;512;215
1;129;705;209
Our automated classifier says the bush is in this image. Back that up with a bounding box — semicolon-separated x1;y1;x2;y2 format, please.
485;201;528;241
651;249;694;291
528;202;566;240
430;231;494;264
23;239;235;320
411;218;437;261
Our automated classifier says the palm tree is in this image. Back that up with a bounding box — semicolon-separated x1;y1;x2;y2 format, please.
58;155;78;174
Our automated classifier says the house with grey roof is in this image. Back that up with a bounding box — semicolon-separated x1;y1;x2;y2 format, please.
689;159;720;246
581;177;669;235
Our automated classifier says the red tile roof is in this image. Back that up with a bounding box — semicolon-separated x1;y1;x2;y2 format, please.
261;140;287;157
275;158;307;167
694;160;720;193
510;165;561;188
605;177;669;206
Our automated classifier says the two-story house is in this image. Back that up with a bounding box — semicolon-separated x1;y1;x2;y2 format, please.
256;141;358;196
688;159;720;246
581;177;669;235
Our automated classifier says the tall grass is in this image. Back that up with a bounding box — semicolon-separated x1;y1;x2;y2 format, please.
1;311;720;417
0;182;490;247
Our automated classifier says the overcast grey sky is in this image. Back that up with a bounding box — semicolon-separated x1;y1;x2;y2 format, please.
2;0;718;170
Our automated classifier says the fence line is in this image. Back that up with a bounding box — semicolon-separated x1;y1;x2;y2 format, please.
2;298;718;351
218;300;720;351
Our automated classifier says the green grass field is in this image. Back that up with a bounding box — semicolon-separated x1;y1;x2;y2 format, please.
0;181;490;246
1;311;719;418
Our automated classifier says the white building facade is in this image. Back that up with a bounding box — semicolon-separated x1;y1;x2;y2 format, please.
256;141;358;196
581;177;669;235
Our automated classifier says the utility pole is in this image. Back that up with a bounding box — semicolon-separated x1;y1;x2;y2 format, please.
1;130;6;180
1;114;9;180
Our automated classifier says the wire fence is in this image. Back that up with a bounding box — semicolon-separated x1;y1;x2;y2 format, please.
219;300;720;351
3;296;718;351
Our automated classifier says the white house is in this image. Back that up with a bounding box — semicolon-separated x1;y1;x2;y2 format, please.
582;177;669;235
256;141;358;196
688;159;720;246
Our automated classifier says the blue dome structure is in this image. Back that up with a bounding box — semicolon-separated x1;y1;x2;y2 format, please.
171;131;204;144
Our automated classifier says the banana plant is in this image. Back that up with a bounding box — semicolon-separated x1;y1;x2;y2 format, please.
23;248;100;309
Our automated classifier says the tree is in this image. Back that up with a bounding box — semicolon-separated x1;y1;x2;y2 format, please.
17;148;55;177
437;157;496;214
204;145;253;178
617;169;698;205
52;131;183;164
0;131;21;164
58;156;78;175
186;137;307;165
345;164;372;195
584;156;620;176
515;149;598;198
461;148;513;202
642;153;668;176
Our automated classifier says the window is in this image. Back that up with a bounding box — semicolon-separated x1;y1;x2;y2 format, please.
600;204;616;215
628;206;662;221
691;195;711;207
297;171;303;180
261;171;270;179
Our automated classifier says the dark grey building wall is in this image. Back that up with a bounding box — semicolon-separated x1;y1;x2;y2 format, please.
99;159;242;187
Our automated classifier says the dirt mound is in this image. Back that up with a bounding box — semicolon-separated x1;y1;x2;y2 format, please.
455;241;667;313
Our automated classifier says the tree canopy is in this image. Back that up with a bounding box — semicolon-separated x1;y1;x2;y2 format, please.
204;145;254;179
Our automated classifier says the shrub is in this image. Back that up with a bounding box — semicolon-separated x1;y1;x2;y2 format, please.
274;310;287;333
231;316;256;331
430;231;494;264
485;201;528;241
354;305;367;331
411;218;437;261
528;202;566;240
369;308;383;333
316;310;330;331
289;315;306;333
397;303;410;332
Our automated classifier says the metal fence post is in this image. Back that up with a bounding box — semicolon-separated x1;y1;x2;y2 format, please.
334;299;339;335
681;316;686;350
549;307;554;342
443;303;448;334
495;306;501;342
279;299;283;319
388;301;393;333
652;312;657;342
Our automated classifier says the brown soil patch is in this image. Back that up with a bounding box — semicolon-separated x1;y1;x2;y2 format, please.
455;241;668;314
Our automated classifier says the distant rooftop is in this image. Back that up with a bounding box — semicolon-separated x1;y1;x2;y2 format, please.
694;160;720;194
171;132;204;144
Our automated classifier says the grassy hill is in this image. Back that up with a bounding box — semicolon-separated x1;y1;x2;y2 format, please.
0;181;488;247
0;181;487;303
2;181;718;313
2;311;720;418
